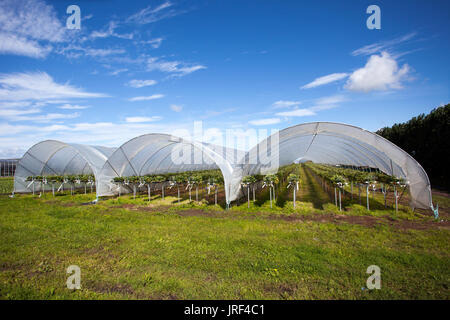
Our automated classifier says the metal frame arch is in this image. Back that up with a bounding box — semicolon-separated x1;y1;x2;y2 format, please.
13;140;115;194
231;122;432;209
97;133;235;205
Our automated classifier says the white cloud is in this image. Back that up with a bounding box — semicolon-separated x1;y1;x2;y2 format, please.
272;100;301;108
15;112;80;122
142;37;164;49
249;118;281;126
127;79;157;88
0;0;66;58
0;101;32;108
147;57;206;77
276;109;316;117
83;14;93;21
85;48;126;57
109;68;128;76
58;104;89;110
0;72;108;101
0;73;101;125
0;108;79;122
274;95;345;117
310;95;346;110
351;33;417;56
0;32;51;58
315;95;346;104
57;45;126;58
345;51;410;92
0;0;65;42
301;73;348;89
125;116;162;123
128;94;165;102
170;104;183;112
127;1;180;24
90;21;133;40
0;106;41;118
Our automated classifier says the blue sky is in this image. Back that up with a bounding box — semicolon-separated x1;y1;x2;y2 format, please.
0;0;448;157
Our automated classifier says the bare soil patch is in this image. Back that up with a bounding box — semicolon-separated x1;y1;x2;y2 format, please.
118;202;450;231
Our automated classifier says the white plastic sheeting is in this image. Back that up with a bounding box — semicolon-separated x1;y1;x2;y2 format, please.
233;122;432;209
96;133;239;202
13;140;116;193
13;122;432;209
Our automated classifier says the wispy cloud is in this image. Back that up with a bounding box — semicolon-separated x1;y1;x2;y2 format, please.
276;109;315;117
57;45;126;59
249;118;280;126
345;52;410;92
0;0;66;41
127;79;157;88
170;104;183;112
13;112;80;122
0;32;51;58
58;104;89;110
109;68;128;76
310;95;346;110
125;116;162;123
147;56;206;77
141;37;164;49
90;21;134;40
0;105;41;118
0;72;105;125
0;105;79;122
0;0;66;58
127;1;181;24
0;72;108;101
301;73;348;89
351;32;417;56
272;100;301;109
128;94;165;102
275;95;345;117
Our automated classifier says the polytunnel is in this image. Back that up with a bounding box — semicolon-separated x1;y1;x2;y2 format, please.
14;122;433;210
231;122;432;209
13;140;116;193
96;133;242;204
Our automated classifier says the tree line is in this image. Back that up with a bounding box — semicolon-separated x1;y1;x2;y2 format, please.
376;104;449;191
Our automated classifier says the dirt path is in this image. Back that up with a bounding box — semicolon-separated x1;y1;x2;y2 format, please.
266;212;450;231
110;201;449;231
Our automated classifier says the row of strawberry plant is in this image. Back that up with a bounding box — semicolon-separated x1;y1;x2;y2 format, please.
111;169;224;205
25;174;95;196
240;163;300;208
305;163;406;212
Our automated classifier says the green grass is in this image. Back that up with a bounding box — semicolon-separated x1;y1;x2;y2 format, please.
0;177;13;194
1;167;448;299
432;193;450;208
0;192;449;300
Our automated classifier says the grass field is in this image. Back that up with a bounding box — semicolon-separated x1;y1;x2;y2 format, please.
0;177;13;194
1;170;449;300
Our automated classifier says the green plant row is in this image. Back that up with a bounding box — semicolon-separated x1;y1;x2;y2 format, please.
112;169;224;185
305;162;408;211
26;174;95;183
305;163;405;188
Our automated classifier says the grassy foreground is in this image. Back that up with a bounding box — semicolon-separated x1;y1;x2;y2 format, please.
0;190;449;300
0;177;13;194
